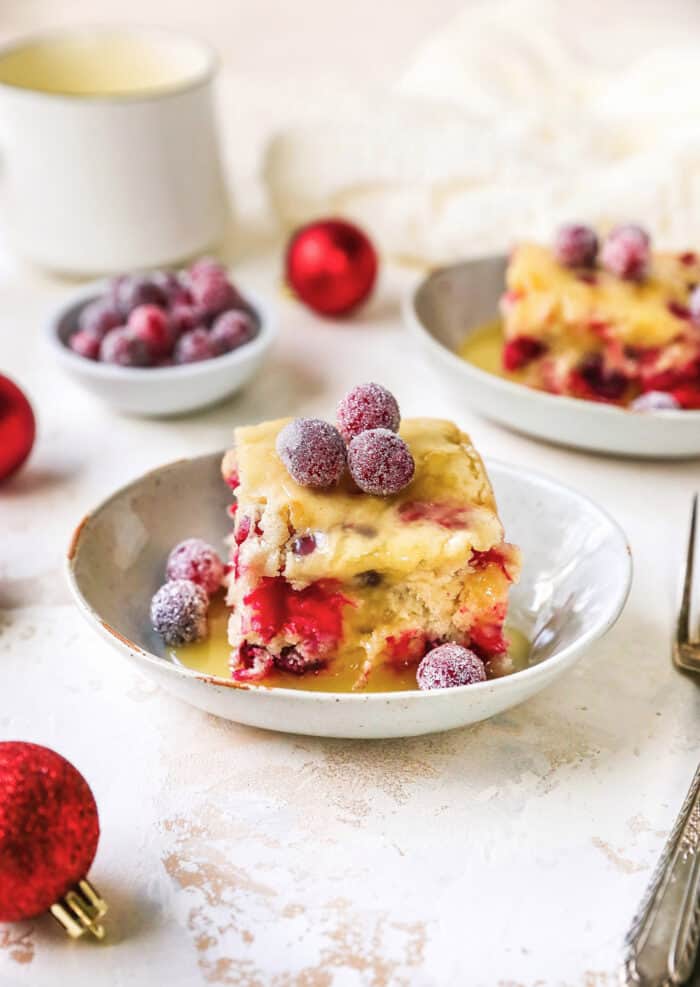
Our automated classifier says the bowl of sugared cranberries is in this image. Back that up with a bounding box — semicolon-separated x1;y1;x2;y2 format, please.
47;260;276;416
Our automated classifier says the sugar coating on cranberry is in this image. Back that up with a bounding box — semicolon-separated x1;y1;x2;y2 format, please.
78;297;122;339
601;225;650;281
347;428;415;496
189;269;241;316
175;327;215;364
100;327;151;367
116;275;167;315
336;383;400;443
128;304;171;359
150;579;209;646
417;643;486;690
631;390;681;412
210;310;257;354
189;257;227;281
169;303;205;341
276;418;346;488
553;223;598;269
69;330;101;360
166;538;225;594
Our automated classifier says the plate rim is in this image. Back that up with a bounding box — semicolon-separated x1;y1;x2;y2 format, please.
403;257;700;423
65;451;633;704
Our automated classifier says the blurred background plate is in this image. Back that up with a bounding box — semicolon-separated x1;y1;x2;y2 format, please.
405;256;700;459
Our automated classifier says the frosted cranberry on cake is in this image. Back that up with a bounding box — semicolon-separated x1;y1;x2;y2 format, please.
501;224;700;409
221;398;520;690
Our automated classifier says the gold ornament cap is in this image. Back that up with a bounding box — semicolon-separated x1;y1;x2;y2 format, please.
50;880;108;939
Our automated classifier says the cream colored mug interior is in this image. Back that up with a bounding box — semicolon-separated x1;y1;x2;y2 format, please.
0;28;214;98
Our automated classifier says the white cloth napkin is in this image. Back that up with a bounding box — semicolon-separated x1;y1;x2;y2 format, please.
264;0;700;263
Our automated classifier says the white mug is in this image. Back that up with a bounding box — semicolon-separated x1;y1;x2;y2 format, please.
0;27;230;275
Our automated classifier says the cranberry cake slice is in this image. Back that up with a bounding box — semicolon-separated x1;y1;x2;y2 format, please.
221;417;520;689
501;235;700;408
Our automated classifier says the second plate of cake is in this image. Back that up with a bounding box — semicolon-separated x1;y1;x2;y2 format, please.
406;225;700;458
66;389;632;738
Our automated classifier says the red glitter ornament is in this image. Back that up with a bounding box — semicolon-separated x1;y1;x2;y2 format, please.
0;375;35;482
285;218;378;316
0;742;106;938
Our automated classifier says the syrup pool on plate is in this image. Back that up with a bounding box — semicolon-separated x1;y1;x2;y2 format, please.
458;319;526;383
173;594;531;693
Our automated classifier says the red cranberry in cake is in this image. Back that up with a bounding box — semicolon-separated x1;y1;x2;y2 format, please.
100;327;151;367
175;327;216;364
69;330;101;361
601;225;650;281
166;538;225;595
150;579;209;646
336;383;400;443
417;644;486;690
502;336;545;372
276;418;347;489
347;429;415;495
553;223;598;269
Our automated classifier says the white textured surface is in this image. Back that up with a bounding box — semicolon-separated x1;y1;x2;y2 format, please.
2;1;700;984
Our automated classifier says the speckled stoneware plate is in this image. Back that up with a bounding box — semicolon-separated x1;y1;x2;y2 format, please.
405;256;700;458
66;452;631;739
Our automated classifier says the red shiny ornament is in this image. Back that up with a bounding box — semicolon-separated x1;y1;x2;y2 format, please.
0;742;99;923
285;218;378;316
0;375;35;482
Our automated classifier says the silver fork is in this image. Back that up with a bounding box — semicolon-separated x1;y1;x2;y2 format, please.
624;495;700;987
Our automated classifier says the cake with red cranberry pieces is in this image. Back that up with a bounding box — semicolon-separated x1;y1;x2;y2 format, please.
221;384;521;690
501;223;700;409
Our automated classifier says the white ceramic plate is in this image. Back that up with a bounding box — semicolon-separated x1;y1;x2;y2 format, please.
46;281;277;417
66;452;631;739
405;256;700;458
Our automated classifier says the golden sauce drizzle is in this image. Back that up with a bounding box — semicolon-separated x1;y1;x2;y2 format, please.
457;319;526;383
174;595;531;693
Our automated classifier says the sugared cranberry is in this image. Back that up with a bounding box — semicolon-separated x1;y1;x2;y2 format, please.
150;579;209;646
189;269;241;316
347;428;415;496
169;303;205;341
116;275;167;315
69;330;101;360
276;418;346;488
553;223;598;268
128;304;171;359
291;533;316;556
416;643;486;690
189;257;227;280
336;383;400;443
631;391;681;412
601;225;650;281
210;310;257;354
502;336;545;372
166;537;225;594
175;327;215;364
100;327;151;367
155;270;190;305
577;353;627;400
78;297;122;339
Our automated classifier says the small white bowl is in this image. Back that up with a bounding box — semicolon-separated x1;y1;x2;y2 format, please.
66;451;632;739
405;256;700;458
46;282;277;417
